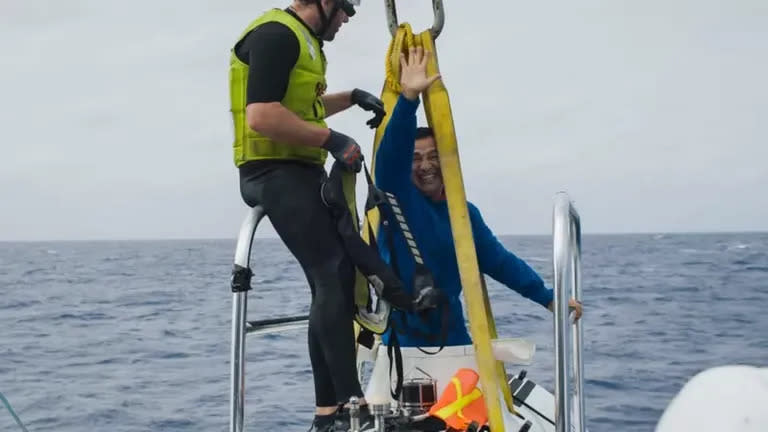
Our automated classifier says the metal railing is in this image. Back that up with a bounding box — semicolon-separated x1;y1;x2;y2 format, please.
229;206;266;432
230;195;587;432
552;192;585;432
384;0;445;39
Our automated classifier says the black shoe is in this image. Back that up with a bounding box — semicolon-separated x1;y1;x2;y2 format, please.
307;420;335;432
334;405;376;432
307;413;338;432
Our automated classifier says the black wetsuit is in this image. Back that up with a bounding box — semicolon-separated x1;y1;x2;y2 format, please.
235;10;363;407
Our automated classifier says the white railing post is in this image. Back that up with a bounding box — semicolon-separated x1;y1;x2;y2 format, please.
230;206;266;432
552;192;585;432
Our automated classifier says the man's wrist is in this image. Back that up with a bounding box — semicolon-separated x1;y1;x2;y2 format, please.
319;128;333;149
402;88;419;101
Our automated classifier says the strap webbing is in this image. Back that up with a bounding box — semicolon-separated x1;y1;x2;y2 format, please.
363;163;449;355
386;329;404;399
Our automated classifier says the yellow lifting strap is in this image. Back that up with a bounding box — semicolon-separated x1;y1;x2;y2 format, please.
362;14;517;432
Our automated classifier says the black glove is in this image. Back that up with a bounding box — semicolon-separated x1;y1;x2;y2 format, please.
322;129;363;173
351;88;386;128
413;268;444;312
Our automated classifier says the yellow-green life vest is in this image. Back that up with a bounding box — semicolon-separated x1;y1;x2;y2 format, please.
229;9;329;167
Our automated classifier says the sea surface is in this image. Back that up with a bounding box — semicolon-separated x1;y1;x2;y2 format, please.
1;233;767;432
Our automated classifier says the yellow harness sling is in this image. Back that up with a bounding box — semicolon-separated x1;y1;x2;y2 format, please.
358;2;519;430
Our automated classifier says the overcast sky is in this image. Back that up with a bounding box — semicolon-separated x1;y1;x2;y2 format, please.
1;0;766;241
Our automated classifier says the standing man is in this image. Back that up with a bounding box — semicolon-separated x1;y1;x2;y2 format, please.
229;1;385;431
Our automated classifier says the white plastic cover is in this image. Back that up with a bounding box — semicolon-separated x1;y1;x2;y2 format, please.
656;365;768;432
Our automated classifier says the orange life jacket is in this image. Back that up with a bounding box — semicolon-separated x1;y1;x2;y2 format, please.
428;368;488;430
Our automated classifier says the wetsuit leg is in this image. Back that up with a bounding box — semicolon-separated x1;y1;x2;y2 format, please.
239;161;363;407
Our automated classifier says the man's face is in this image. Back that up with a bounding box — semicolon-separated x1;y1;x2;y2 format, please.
411;136;444;199
320;0;350;41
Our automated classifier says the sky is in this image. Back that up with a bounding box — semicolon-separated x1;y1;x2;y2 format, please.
0;0;766;241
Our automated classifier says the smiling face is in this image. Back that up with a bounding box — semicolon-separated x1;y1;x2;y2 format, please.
411;134;444;200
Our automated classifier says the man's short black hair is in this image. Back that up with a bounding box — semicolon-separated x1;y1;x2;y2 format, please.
415;127;434;140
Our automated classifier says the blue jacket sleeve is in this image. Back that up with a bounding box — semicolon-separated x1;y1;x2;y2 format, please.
374;95;420;194
469;203;554;308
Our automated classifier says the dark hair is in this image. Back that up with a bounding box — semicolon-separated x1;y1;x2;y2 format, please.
415;127;434;140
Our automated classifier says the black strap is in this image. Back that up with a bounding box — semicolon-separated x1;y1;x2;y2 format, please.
386;219;450;355
313;0;341;37
362;160;376;189
360;163;451;397
357;327;375;349
388;307;449;356
367;221;380;262
322;162;415;313
416;306;449;356
386;329;404;400
230;264;252;293
363;162;450;355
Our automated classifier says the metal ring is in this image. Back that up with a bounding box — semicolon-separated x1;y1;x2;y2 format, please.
385;0;445;39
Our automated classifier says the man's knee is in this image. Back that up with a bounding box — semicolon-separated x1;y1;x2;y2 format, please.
308;258;356;315
239;179;260;208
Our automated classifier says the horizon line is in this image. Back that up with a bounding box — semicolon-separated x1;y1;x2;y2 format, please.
2;229;767;243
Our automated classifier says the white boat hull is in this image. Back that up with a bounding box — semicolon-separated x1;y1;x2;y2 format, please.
358;341;559;432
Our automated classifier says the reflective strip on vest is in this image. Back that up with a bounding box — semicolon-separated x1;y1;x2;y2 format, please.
433;377;484;420
429;368;489;430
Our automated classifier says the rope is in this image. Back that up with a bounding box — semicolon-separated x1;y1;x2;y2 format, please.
383;24;417;94
0;391;30;432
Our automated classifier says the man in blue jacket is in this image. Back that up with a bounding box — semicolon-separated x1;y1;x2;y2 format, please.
375;46;583;347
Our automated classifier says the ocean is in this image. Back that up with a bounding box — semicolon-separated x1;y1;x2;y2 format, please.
1;232;767;432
